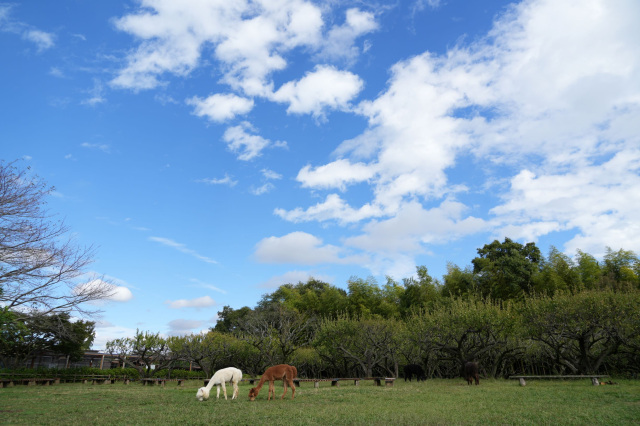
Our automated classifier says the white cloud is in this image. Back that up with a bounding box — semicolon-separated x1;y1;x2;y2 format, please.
149;236;217;264
187;93;254;122
165;296;216;309
254;231;365;265
297;159;375;191
271;65;364;117
345;200;486;253
259;270;333;288
318;8;378;63
262;169;282;180
275;194;383;225
252;183;275;195
92;324;139;350
223;121;286;161
81;79;106;106
22;29;54;51
491;150;640;255
1;5;55;51
111;0;325;94
274;0;640;276
196;174;237;187
73;279;133;303
81;142;110;153
167;319;208;335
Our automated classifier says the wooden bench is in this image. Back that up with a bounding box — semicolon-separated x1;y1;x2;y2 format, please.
289;377;395;388
0;377;59;387
509;375;609;386
141;378;185;387
81;375;113;385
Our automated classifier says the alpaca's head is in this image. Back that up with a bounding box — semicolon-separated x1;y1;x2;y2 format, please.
196;387;210;401
248;387;258;401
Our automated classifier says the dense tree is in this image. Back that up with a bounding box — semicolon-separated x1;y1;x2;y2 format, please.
406;298;523;378
533;247;583;295
398;266;440;315
106;330;174;377
472;238;542;300
602;247;639;289
575;250;603;290
346;276;392;317
0;311;94;369
226;305;315;374
520;290;640;374
168;332;246;378
257;278;349;319
315;315;401;377
441;263;476;298
213;305;253;333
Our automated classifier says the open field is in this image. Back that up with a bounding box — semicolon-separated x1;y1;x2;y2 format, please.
1;378;639;425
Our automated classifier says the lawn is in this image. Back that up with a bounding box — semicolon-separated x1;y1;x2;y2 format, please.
1;378;638;425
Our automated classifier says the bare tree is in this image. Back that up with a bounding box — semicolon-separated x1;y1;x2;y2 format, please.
0;160;114;317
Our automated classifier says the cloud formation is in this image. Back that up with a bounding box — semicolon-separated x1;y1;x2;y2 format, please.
165;296;216;309
273;0;640;276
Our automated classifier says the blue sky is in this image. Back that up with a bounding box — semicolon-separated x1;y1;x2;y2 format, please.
2;0;639;349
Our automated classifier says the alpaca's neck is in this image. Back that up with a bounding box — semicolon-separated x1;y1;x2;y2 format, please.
254;375;268;391
205;376;217;391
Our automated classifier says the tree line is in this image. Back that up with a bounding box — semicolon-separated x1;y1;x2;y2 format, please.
2;160;639;378
105;239;640;379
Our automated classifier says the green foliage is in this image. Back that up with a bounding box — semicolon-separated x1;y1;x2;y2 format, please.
472;238;542;300
441;263;476;298
398;266;440;316
151;368;204;379
520;289;640;374
105;329;172;378
0;366;139;379
603;247;639;288
0;311;95;368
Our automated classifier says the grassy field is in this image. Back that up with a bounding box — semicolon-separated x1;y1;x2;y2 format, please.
1;378;639;425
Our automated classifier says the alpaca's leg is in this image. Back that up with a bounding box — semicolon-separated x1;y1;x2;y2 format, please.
221;381;228;400
288;378;296;399
268;381;275;401
216;384;221;399
281;379;288;399
232;381;239;399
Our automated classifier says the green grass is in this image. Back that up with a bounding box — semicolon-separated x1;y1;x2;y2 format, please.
1;378;639;425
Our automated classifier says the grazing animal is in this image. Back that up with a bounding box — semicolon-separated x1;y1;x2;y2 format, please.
464;361;479;385
404;364;426;382
196;367;243;401
248;364;297;401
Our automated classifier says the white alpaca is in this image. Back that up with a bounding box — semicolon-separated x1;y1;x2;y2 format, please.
196;367;243;401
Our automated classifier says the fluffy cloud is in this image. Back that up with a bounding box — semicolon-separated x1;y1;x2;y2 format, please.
22;29;54;51
110;0;349;94
165;296;216;309
187;93;254;122
296;159;375;191
274;194;383;225
223;121;286;160
254;231;365;265
73;279;133;303
271;66;364;117
1;6;55;51
167;319;208;335
316;8;378;63
278;0;640;268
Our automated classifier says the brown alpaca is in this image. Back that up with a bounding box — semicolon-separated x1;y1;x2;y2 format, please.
248;364;297;401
